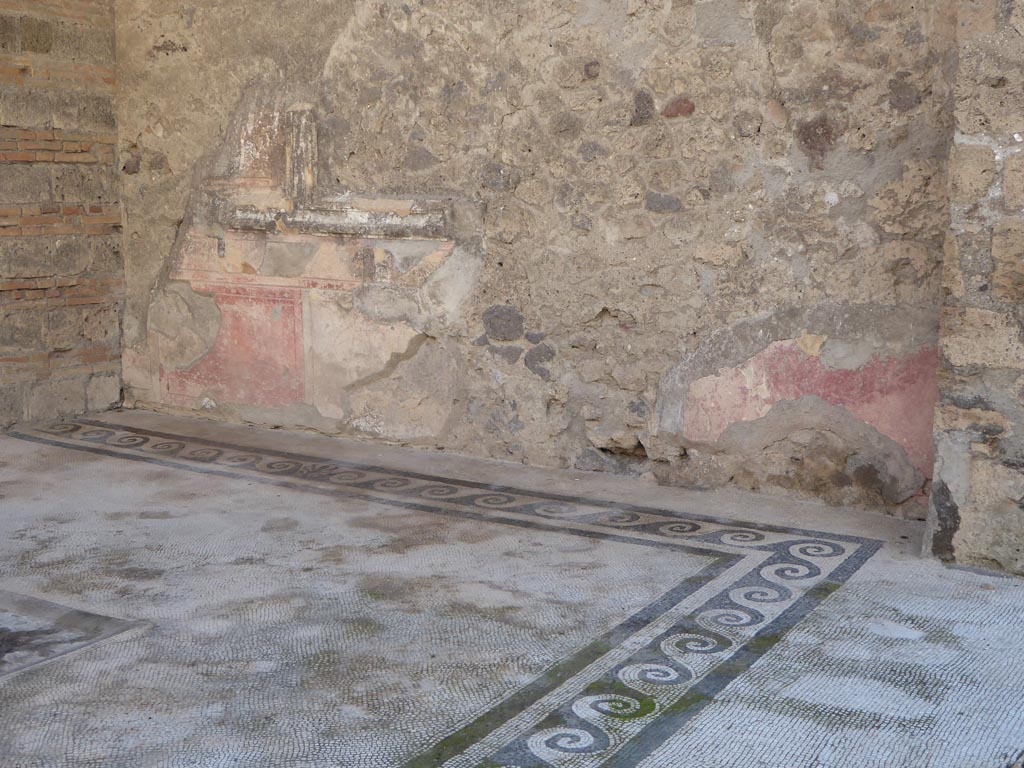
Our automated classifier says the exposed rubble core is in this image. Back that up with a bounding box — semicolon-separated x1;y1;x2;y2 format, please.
115;0;955;521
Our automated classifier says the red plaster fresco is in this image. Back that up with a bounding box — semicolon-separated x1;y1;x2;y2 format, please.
683;342;939;474
161;284;305;409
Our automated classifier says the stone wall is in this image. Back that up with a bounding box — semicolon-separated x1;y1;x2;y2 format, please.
116;0;954;518
926;1;1024;574
0;0;122;427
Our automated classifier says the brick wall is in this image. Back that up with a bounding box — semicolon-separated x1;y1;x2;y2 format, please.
0;0;122;427
926;1;1024;575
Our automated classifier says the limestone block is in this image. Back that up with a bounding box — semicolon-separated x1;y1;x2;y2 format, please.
950;144;996;203
27;378;85;421
941;307;1024;370
991;219;1024;301
86;373;121;411
1002;152;1024;208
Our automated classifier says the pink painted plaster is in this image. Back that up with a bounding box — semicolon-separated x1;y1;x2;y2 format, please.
162;284;305;409
683;341;939;474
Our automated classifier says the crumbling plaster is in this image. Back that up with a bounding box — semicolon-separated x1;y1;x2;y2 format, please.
114;0;957;519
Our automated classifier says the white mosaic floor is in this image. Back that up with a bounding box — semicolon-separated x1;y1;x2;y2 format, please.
0;412;1021;767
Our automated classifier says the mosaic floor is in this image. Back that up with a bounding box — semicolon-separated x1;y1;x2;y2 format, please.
0;412;1022;767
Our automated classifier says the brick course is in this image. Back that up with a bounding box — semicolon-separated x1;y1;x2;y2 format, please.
0;126;116;163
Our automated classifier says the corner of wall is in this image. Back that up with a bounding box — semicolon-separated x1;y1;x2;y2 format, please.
926;0;1024;575
0;0;124;428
